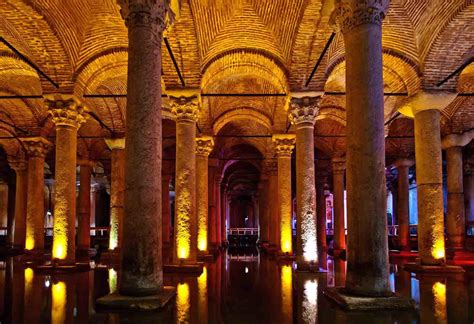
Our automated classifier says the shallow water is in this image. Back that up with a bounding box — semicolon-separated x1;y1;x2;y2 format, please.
0;251;472;323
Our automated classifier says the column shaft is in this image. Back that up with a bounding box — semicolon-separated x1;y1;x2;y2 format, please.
316;177;326;251
196;137;213;254
446;146;465;250
77;162;92;251
332;165;345;251
396;164;411;251
9;161;28;248
162;175;171;245
258;178;269;244
278;156;292;253
415;109;445;265
109;147;125;250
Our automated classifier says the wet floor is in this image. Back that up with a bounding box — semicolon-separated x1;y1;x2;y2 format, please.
0;251;472;323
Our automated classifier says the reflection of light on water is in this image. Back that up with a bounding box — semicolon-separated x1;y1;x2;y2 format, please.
198;267;208;322
108;268;117;294
245;266;249;274
432;281;447;323
52;281;66;324
176;282;190;323
302;212;318;262
25;268;34;285
281;265;292;318
303;279;318;323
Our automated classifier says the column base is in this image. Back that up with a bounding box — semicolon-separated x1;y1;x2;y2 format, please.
96;286;176;311
197;252;215;261
0;245;24;256
22;249;48;262
295;259;323;273
34;262;91;274
163;262;204;275
323;287;415;311
404;263;465;273
276;252;295;261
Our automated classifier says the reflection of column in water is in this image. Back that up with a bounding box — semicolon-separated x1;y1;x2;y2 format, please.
395;266;411;298
6;259;25;324
334;257;346;287
77;271;90;323
52;281;67;324
176;282;190;323
419;276;447;324
302;279;318;323
198;266;208;324
24;268;41;323
447;274;468;324
108;268;117;294
280;265;293;323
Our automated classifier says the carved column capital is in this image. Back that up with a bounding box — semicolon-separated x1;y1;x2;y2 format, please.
392;158;414;169
170;95;200;123
8;158;27;173
77;159;96;168
105;138;126;150
442;130;474;149
45;94;87;129
289;96;321;128
330;0;390;33
332;157;346;174
272;134;295;157
21;137;52;158
118;0;167;32
195;136;214;157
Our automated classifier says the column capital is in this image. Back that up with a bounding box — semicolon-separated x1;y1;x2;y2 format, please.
398;90;457;118
77;159;96;168
169;93;200;123
392;158;414;169
118;0;168;31
45;94;87;129
105;138;125;150
20;137;52;158
272;134;295;157
195;136;214;157
442;130;474;149
332;157;346;173
8;157;27;173
330;0;390;33
288;95;321;127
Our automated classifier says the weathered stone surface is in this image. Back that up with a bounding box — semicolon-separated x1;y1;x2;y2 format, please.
332;157;346;252
96;286;176;311
393;158;414;251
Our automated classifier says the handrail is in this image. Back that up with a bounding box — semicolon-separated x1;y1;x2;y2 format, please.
228;228;259;236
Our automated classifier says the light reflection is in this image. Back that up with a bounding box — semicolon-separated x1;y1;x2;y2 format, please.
432;281;447;323
281;265;293;321
52;281;66;324
108;268;117;294
303;279;318;323
198;267;208;323
176;282;190;323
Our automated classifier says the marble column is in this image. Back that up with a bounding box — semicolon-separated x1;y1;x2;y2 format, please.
332;0;391;295
77;159;94;253
272;134;295;254
8;158;28;248
332;158;346;253
170;93;200;263
116;0;168;298
196;136;214;254
162;174;172;245
393;158;414;251
46;95;87;265
289;95;320;270
105;138;125;251
315;172;327;252
21;137;51;253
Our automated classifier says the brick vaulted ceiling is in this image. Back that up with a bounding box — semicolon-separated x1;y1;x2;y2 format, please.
0;0;473;169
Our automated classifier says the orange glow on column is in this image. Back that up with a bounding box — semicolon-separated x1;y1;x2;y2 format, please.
432;238;445;260
281;265;292;318
52;230;67;260
52;281;66;324
176;186;191;260
198;230;207;252
176;282;190;322
25;236;34;250
432;281;447;323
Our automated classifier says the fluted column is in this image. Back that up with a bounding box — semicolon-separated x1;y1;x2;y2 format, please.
393;158;414;251
196;136;214;254
21;137;51;253
332;157;346;253
77;159;94;253
315;172;327;252
105;138;125;251
8;158;28;248
162;174;172;245
117;0;167;297
170;93;200;263
332;0;391;295
272;134;295;255
46;95;87;265
289;95;320;270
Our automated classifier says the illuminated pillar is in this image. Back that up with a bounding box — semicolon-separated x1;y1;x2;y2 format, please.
8;158;28;248
393;158;414;251
215;177;222;247
315;172;327;252
196;136;214;254
419;277;447;324
289;95;320;270
162;174;172;245
21;137;51;253
332;0;391;295
265;161;279;250
258;176;269;245
77;159;94;253
208;161;219;250
170;93;200;263
47;95;87;265
272;134;295;255
220;182;227;246
332;157;346;253
105;138;125;251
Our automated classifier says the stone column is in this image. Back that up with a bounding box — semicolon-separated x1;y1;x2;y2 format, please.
332;0;391;295
215;177;222;247
258;176;269;245
105;138;125;251
272;134;295;255
393;158;414;251
332;158;346;254
107;0;171;300
170;93;200;263
46;95;87;265
8;158;28;248
77;159;94;254
465;162;474;226
21;137;51;252
208;160;219;250
162;174;172;245
315;172;327;252
289;95;320;270
264;161;279;250
195;136;214;254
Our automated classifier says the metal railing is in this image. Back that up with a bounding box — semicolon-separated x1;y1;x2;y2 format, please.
43;227;110;237
228;228;259;236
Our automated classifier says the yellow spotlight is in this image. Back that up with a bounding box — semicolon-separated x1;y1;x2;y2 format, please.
25;267;34;284
281;265;293;319
432;239;445;260
198;237;207;252
432;281;447;323
25;237;34;250
52;226;67;260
